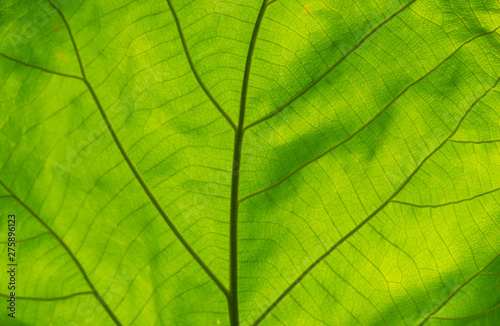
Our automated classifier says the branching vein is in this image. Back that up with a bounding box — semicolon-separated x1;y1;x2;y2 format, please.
392;187;500;208
0;180;122;326
0;291;93;302
165;0;237;130
0;52;83;80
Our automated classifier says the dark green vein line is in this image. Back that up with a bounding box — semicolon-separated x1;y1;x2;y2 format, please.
419;252;500;325
47;0;228;299
0;181;122;326
392;187;500;208
0;52;83;80
0;291;92;302
47;1;87;79
252;77;500;326
430;302;500;321
165;0;237;131
449;139;500;144
0;232;49;244
229;1;269;324
239;27;500;203
243;0;416;131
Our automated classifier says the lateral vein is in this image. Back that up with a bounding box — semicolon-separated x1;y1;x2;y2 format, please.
429;302;500;321
0;52;83;80
0;291;93;302
449;139;500;144
165;0;237;131
0;231;49;244
392;187;500;208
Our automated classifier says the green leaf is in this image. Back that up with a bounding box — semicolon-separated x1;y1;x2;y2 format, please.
1;0;499;325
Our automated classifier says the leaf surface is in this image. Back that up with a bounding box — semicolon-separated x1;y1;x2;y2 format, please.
0;0;500;325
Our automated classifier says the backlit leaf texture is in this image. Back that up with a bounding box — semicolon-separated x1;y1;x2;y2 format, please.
0;0;499;325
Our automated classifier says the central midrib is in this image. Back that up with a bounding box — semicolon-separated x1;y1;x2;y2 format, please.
229;1;270;325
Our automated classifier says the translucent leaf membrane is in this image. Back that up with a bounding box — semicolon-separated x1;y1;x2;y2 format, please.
0;0;499;325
